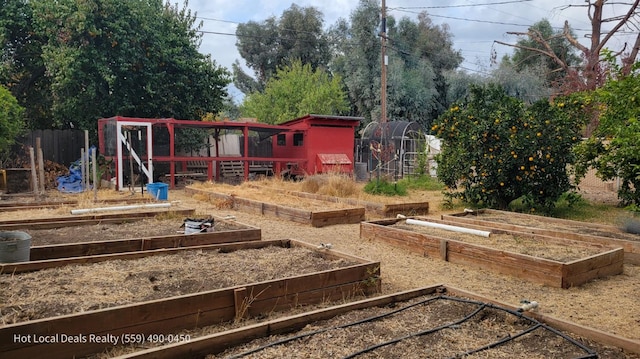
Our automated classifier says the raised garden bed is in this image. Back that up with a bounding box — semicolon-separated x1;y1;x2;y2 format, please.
0;239;381;359
109;285;640;359
360;217;623;288
444;209;640;265
0;208;195;230
248;184;429;218
186;186;365;227
21;217;261;261
0;197;152;212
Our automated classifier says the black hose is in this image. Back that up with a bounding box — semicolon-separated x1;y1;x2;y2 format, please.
447;323;543;359
341;302;488;358
225;295;598;359
225;296;443;359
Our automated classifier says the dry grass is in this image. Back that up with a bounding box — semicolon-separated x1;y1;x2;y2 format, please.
393;221;605;262
0;246;358;325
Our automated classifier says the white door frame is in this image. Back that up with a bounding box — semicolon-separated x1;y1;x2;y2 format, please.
116;121;153;191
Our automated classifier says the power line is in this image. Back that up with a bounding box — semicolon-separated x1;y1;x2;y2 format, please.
394;0;533;10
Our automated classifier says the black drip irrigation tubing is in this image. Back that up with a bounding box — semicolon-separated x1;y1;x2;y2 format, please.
225;295;443;359
224;295;598;359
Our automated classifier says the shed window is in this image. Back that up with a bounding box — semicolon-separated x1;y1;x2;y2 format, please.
277;134;286;146
293;133;303;146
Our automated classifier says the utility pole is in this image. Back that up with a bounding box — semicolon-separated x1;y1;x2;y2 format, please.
380;0;387;123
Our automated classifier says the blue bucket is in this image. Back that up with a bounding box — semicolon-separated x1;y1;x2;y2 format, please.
146;182;168;200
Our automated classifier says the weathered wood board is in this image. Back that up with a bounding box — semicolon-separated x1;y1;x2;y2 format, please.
186;187;365;227
444;209;640;265
0;208;196;230
360;217;623;288
247;184;429;218
27;222;261;261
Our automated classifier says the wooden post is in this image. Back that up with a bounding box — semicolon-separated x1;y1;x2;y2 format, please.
234;287;248;321
29;147;39;199
128;131;135;193
80;148;86;192
36;138;45;195
92;149;98;201
440;239;449;261
84;130;90;191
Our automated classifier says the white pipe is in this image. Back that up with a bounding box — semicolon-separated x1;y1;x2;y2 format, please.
405;218;491;237
71;202;171;215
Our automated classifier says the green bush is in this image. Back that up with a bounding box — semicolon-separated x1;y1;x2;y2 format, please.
0;85;25;161
433;84;584;213
364;179;407;196
398;174;445;191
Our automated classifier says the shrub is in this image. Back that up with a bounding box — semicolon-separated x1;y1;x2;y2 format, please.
433;84;584;213
364;179;407;196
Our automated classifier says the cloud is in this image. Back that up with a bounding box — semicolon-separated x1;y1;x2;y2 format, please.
183;0;637;80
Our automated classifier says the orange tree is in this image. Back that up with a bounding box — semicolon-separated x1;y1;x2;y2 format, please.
433;84;584;212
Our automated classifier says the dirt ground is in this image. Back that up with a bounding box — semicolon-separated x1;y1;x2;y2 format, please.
1;183;639;358
166;187;640;344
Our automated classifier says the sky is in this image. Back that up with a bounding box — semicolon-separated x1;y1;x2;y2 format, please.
177;0;637;101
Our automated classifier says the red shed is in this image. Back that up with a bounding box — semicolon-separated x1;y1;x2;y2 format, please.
273;114;362;177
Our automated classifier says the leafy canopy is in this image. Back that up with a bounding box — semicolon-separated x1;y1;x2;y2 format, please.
572;59;640;207
434;85;584;212
0;85;25;161
240;60;348;124
2;0;230;137
234;4;329;94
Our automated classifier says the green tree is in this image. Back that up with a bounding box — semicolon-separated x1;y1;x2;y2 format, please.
0;85;25;161
503;19;580;86
2;0;230;136
234;4;329;94
240;60;348;124
328;0;380;122
0;0;51;129
434;85;584;212
573;66;640;207
330;2;462;126
386;13;462;124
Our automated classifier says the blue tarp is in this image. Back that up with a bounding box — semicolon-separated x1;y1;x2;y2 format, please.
57;146;96;193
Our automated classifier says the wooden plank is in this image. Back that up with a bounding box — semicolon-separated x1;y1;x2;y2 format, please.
440;239;448;261
0;197;155;211
247;184;432;218
0;208;195;226
442;213;640;265
0;217;150;230
1;240;287;274
383;202;430;217
446;240;564;288
360;222;440;257
0;252;380;359
362;218;618;288
112;285;444;359
29;228;261;260
310;208;365;227
562;249;624;288
234;287;248;321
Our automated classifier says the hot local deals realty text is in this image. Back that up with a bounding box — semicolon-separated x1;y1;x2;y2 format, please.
14;333;119;345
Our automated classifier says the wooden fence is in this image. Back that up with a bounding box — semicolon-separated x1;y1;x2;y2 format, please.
13;129;86;167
